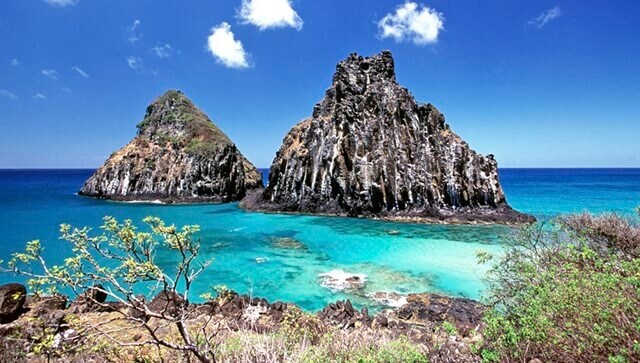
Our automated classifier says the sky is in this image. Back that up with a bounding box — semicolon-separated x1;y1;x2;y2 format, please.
1;0;639;169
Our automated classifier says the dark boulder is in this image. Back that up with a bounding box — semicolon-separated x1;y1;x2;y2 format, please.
392;293;485;336
0;283;27;324
318;299;370;329
68;284;108;314
148;290;186;318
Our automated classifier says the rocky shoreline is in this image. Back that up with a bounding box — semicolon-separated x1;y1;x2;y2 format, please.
0;282;486;362
242;188;534;225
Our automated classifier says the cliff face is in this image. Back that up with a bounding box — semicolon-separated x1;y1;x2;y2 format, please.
79;90;262;202
243;51;532;224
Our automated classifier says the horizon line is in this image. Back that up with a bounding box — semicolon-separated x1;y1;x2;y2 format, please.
1;166;640;171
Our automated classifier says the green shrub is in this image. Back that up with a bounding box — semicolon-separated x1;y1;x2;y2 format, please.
479;211;640;362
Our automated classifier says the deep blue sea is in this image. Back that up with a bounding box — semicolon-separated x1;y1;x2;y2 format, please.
0;168;639;311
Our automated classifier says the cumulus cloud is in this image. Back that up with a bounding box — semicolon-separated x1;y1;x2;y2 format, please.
71;66;89;78
206;23;250;69
126;20;143;44
529;6;562;28
41;69;58;80
238;0;303;30
33;93;47;100
151;44;175;58
0;89;19;101
378;2;444;45
10;59;19;66
44;0;78;6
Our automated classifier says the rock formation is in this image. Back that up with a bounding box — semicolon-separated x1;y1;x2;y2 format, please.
0;283;26;324
242;51;533;224
79;90;262;202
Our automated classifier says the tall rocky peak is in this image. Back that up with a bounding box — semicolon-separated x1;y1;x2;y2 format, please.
79;90;262;203
243;51;533;224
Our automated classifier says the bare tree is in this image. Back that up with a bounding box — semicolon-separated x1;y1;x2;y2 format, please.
2;216;218;362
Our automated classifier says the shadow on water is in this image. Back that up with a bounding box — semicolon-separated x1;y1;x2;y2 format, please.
306;215;511;245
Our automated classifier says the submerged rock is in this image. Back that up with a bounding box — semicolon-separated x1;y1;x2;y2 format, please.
242;51;533;224
79;90;262;203
318;269;367;292
270;236;308;250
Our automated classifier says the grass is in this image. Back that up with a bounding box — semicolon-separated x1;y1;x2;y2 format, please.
52;308;431;363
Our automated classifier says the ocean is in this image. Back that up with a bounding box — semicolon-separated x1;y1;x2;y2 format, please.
0;168;638;311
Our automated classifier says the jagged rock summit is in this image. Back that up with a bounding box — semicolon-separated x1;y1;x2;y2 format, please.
242;51;533;224
79;90;262;203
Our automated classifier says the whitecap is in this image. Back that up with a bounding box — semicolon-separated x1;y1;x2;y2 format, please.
120;199;165;204
318;269;367;292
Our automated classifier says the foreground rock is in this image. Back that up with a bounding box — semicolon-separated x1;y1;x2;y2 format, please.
390;293;486;337
79;90;262;203
242;51;533;224
0;283;485;362
0;283;26;324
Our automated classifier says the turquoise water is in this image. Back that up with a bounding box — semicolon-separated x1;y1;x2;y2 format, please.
0;168;639;311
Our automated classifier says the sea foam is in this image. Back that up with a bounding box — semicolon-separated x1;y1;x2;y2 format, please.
318;269;367;292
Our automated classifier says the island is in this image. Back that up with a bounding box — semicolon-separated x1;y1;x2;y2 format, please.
79;90;262;203
242;51;534;224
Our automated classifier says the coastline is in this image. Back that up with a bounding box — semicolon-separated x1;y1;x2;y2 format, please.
0;286;486;362
240;188;536;226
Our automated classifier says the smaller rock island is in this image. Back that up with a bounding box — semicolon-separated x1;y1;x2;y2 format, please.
79;90;262;203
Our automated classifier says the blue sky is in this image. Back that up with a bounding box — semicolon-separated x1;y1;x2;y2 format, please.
1;0;639;168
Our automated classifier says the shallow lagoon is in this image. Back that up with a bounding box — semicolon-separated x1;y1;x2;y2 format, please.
0;168;638;311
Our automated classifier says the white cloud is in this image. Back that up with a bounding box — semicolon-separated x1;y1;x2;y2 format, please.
206;23;250;69
33;93;47;100
126;56;144;71
0;89;19;101
238;0;303;30
529;6;562;28
41;69;58;80
61;87;71;93
71;66;89;78
151;44;175;58
44;0;78;6
10;59;19;66
126;19;143;44
378;2;444;45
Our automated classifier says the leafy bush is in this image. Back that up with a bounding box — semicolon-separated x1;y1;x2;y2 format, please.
479;211;640;362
